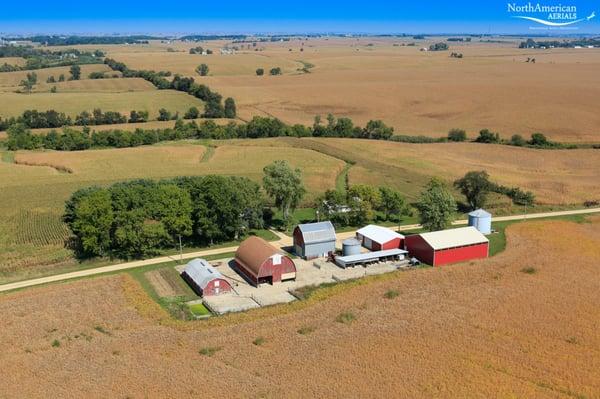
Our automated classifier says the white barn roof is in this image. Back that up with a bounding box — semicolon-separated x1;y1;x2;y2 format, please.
183;258;224;290
419;226;488;250
297;221;336;244
356;225;404;243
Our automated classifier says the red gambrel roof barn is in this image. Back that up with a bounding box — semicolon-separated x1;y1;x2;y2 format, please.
234;236;296;286
405;226;489;266
356;225;405;251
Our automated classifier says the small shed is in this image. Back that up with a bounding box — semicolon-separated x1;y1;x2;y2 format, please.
335;248;408;268
356;225;405;251
293;221;337;259
182;258;232;296
235;236;296;286
468;209;492;234
405;226;489;266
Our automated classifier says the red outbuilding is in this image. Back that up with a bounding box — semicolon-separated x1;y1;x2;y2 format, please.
356;225;405;250
235;236;296;286
405;226;489;266
182;258;232;297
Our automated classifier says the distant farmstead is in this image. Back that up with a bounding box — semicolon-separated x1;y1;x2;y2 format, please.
405;226;489;266
356;225;405;251
293;221;337;259
182;258;232;296
235;236;296;286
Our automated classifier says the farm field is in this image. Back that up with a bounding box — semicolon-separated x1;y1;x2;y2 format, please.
108;50;302;76
0;64;112;87
180;37;600;142
0;56;26;66
28;77;156;93
0;89;203;119
0;218;598;397
0;143;344;278
230;137;600;204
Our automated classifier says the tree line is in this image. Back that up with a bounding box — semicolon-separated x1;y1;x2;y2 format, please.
0;108;153;131
6;114;589;152
65;176;265;259
104;58;235;118
3;114;398;151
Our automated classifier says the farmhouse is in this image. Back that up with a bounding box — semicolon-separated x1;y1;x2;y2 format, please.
356;225;405;251
235;236;296;286
293;221;337;259
182;258;232;296
405;226;489;266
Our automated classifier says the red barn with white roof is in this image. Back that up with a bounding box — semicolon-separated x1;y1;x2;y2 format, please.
356;225;405;250
405;226;489;266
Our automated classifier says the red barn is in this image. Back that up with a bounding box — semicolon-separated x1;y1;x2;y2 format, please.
235;236;296;286
182;258;232;296
356;225;405;250
405;226;489;266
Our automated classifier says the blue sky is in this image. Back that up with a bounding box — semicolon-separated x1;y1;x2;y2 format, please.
1;1;599;34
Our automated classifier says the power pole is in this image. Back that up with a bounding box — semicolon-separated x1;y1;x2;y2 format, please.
178;234;183;263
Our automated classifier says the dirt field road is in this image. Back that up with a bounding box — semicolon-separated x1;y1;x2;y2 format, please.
1;207;598;294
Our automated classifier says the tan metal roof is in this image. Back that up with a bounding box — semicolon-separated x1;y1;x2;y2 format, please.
419;226;489;250
235;236;280;277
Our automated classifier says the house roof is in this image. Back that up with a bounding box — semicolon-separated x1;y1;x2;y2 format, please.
183;258;224;290
356;225;404;243
296;221;336;244
418;226;489;250
468;209;492;218
235;236;281;277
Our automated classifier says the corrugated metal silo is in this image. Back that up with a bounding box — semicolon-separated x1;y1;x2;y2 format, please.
468;209;492;234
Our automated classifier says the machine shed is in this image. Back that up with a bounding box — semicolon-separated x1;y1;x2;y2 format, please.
356;225;405;251
235;236;296;286
405;226;489;266
293;221;337;259
182;258;232;296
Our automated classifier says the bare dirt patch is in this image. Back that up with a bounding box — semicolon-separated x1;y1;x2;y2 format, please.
145;269;178;297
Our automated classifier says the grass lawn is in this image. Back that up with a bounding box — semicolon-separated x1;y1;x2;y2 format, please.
189;303;211;317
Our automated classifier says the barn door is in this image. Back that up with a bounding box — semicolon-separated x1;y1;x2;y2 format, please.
272;266;282;284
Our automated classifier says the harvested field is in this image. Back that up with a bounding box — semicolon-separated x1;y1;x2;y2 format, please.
192;38;600;142
0;64;112;87
0;144;343;276
230;137;600;204
0;89;203;119
0;218;599;397
110;51;301;76
0;57;27;66
31;77;156;93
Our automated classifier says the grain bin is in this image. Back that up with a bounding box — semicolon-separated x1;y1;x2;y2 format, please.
468;209;492;234
342;238;361;256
